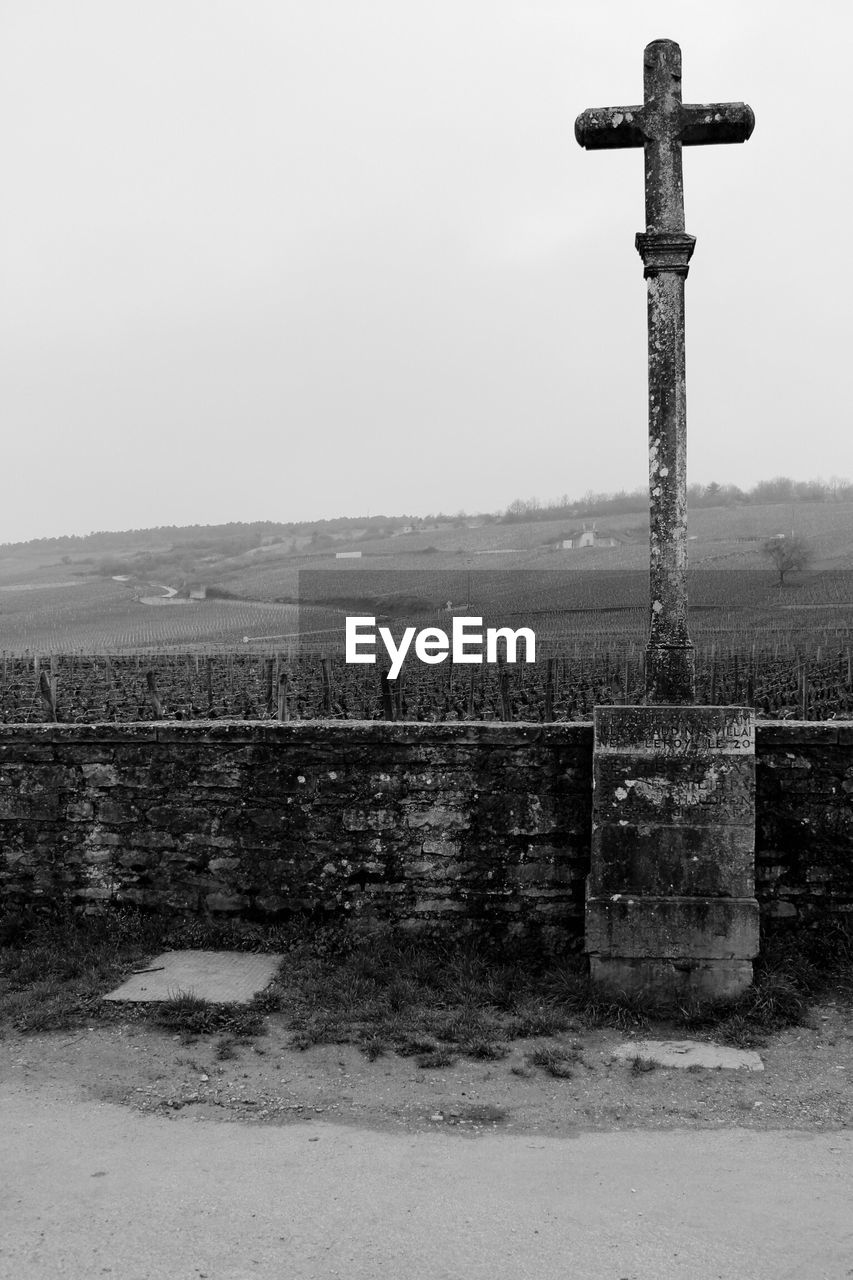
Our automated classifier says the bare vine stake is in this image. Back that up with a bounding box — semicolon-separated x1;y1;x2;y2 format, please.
800;661;808;720
321;657;332;714
146;670;164;720
380;670;395;722
38;669;58;722
545;657;555;721
49;655;58;712
498;660;511;722
277;671;290;722
467;669;475;719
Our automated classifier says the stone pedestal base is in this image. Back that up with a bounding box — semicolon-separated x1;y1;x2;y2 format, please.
586;706;758;1005
589;956;754;1004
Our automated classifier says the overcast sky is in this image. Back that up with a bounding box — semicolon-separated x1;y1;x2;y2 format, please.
1;0;851;542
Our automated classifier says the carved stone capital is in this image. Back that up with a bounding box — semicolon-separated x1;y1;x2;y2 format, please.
635;231;696;278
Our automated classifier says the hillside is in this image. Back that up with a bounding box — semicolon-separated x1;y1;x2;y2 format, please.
0;500;850;654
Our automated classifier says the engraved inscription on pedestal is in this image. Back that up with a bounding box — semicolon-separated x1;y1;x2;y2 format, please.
586;706;759;1002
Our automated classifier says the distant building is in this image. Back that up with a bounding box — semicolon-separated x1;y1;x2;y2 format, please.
335;550;363;559
560;522;616;550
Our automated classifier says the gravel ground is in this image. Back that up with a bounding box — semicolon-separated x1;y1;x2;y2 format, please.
3;997;851;1136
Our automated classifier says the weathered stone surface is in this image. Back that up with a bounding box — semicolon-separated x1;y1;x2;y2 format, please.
103;950;282;1004
592;707;755;863
588;706;759;998
612;1039;763;1071
594;756;755;825
595;705;755;753
586;897;759;960
576;40;753;702
590;957;754;1004
0;722;591;948
0;721;850;948
590;824;755;897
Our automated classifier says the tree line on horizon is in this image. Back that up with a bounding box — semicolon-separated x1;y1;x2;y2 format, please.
500;476;853;524
4;475;850;554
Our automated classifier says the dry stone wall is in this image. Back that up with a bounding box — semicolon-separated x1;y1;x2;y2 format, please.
0;723;593;950
756;723;853;924
0;721;850;947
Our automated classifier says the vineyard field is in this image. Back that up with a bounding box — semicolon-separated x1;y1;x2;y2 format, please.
1;503;850;721
3;643;853;724
0;577;343;653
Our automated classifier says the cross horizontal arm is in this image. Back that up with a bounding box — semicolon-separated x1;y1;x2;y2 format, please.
679;102;755;145
575;107;646;150
575;101;754;151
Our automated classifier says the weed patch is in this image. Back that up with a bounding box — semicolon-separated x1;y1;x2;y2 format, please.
462;1037;508;1061
417;1048;456;1069
525;1043;582;1079
357;1032;389;1062
149;993;265;1039
507;1001;573;1038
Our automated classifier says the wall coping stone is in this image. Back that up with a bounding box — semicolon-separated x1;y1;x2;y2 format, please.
755;722;852;746
0;720;595;747
0;720;847;746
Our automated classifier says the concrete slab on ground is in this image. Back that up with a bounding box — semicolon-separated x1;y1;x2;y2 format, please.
612;1039;764;1072
103;950;282;1005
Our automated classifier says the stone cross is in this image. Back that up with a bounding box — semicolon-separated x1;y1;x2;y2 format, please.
575;40;754;702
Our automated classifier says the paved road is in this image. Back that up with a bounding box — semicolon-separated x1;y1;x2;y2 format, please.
2;1084;851;1280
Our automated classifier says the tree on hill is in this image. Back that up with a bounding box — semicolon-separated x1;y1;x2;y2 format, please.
762;534;813;585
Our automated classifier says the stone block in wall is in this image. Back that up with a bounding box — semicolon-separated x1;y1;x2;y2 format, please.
405;807;470;830
81;763;120;787
586;896;759;960
145;805;214;834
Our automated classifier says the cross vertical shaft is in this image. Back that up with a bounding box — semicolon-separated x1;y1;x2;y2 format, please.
575;39;754;702
639;40;693;701
640;225;694;701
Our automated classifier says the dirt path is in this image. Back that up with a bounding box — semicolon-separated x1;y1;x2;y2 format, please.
3;999;852;1136
2;1078;852;1280
2;1004;852;1278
